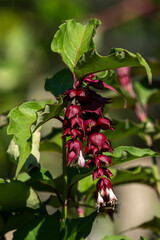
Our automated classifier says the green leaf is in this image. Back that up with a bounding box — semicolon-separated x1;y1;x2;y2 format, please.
78;175;95;193
103;120;145;140
7;101;49;177
13;212;61;240
45;68;74;97
51;18;101;72
102;235;131;240
130;217;160;234
3;212;35;234
139;237;148;240
40;140;62;153
40;128;62;152
131;58;160;77
26;168;56;193
139;217;160;233
7;129;41;173
111;166;156;187
0;180;41;211
45;195;62;208
134;79;160;106
96;70;126;106
61;211;97;240
32;96;66;132
106;146;160;165
75;48;152;82
68;167;94;187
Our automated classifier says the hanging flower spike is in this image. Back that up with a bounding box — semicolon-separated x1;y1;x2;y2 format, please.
63;69;117;209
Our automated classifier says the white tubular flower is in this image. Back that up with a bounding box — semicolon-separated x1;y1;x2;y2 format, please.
97;191;105;205
77;150;85;167
108;188;118;206
96;191;106;212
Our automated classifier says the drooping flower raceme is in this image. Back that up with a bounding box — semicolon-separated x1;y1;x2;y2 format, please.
63;73;118;209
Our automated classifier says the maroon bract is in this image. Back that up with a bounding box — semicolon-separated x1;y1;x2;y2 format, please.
94;155;113;167
63;72;117;209
84;119;97;134
97;117;114;131
87;133;112;154
93;168;113;181
70;117;85;130
65;105;82;119
84;77;118;94
65;139;85;167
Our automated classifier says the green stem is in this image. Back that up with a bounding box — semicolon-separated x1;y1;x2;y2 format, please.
152;157;160;196
62;137;68;220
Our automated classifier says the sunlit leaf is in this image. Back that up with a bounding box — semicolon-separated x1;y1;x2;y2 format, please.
131;59;160;77
134;79;160;106
106;146;160;165
7;129;41;173
75;48;152;82
7;101;49;177
51;18;101;72
111;166;156;187
32;96;66;132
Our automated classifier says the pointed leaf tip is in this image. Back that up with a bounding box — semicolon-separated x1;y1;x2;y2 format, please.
51;19;101;72
75;48;152;84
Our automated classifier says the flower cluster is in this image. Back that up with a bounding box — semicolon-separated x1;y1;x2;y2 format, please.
63;74;118;209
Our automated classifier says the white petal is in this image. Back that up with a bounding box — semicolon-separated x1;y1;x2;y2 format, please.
97;192;104;204
109;188;117;205
77;151;85;167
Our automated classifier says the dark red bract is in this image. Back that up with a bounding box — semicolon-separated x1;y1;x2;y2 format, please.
65;105;82;119
63;73;117;208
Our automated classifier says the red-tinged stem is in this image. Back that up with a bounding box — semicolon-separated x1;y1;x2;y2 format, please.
62;137;68;220
73;73;77;89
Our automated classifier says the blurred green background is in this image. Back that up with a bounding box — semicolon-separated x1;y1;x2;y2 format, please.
0;0;160;239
